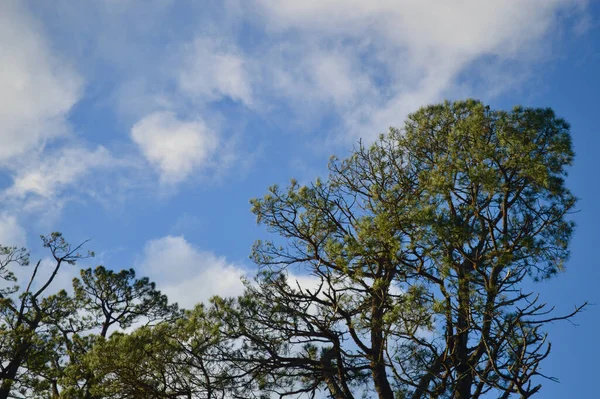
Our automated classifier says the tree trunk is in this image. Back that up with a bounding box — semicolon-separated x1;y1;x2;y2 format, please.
371;280;395;399
0;348;27;399
453;264;472;399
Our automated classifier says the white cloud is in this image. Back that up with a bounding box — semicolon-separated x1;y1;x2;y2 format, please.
0;213;26;248
250;0;587;140
265;47;375;113
308;52;366;108
0;0;81;162
137;235;246;309
178;37;253;106
5;146;113;199
254;0;579;62
131;112;219;184
255;0;568;53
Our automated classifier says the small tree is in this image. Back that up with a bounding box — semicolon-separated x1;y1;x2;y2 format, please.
0;237;179;399
82;304;229;399
73;266;179;338
0;233;92;399
217;100;585;398
58;266;181;399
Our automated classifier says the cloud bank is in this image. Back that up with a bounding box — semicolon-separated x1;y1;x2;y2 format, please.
137;236;246;309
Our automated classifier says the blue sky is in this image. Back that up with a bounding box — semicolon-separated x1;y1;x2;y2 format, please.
0;0;598;396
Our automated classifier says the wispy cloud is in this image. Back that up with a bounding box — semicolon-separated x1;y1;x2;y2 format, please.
0;0;81;163
246;0;588;141
5;146;113;200
0;144;128;230
177;37;253;106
